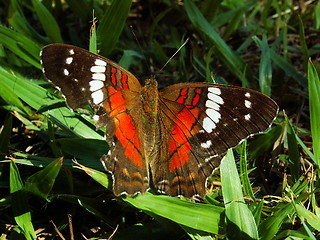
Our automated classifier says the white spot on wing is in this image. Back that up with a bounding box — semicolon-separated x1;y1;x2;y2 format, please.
91;90;104;104
63;69;69;76
206;108;221;123
92;73;106;81
245;100;252;108
203;117;216;133
205;99;220;110
208;92;224;104
208;87;221;95
69;49;75;55
245;92;251;98
91;65;106;73
95;59;107;66
201;140;212;149
245;114;251;121
66;57;73;64
89;80;104;91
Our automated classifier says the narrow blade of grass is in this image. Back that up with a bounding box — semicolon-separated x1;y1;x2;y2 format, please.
221;150;259;239
285;114;301;181
0;26;42;68
10;161;36;240
253;34;272;96
308;59;320;168
237;141;255;201
185;0;250;85
0;114;12;161
97;0;132;56
31;0;63;43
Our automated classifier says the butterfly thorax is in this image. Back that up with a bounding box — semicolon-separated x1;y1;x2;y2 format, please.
141;78;159;158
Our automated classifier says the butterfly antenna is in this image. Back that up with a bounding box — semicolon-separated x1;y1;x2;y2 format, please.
158;37;189;73
130;25;152;76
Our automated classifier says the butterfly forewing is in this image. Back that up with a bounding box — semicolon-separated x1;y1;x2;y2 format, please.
41;44;149;196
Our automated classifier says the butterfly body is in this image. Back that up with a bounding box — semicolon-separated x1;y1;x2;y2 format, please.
40;44;279;198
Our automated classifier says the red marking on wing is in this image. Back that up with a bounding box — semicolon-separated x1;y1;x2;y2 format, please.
169;107;199;172
111;67;117;85
192;89;202;105
121;73;129;89
177;88;188;103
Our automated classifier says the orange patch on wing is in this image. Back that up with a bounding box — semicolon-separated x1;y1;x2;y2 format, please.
106;87;127;117
114;112;143;169
105;86;143;169
169;107;199;172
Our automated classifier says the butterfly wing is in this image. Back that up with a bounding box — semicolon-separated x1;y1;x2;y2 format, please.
41;44;149;196
153;83;278;197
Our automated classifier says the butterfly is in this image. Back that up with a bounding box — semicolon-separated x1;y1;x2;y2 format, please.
40;44;278;198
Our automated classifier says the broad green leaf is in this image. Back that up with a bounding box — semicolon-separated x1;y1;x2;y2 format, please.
125;193;224;234
75;162;110;189
221;150;259;239
24;157;63;199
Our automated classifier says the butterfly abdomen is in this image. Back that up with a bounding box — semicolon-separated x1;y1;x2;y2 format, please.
141;78;160;159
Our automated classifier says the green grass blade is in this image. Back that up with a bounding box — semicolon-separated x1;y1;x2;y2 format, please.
65;0;90;20
56;138;109;161
253;34;272;96
124;193;224;234
185;0;250;85
97;0;132;56
270;49;307;88
308;59;320;169
10;161;36;240
285;114;301;181
259;203;295;239
31;0;63;43
248;124;283;160
0;114;12;161
24;157;63;200
238;141;255;201
296;204;320;232
221;150;259;239
0;66;103;139
76;162;111;190
315;1;320;30
0;26;42;68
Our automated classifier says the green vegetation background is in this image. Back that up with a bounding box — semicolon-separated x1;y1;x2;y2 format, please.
0;0;319;239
